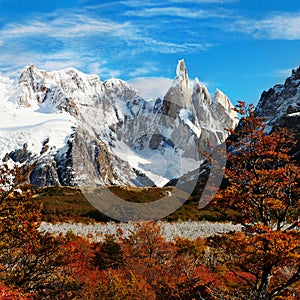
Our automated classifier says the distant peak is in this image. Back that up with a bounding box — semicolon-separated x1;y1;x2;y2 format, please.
176;59;188;80
18;64;47;91
104;78;129;88
61;67;91;77
192;77;202;95
213;89;235;112
20;64;37;75
214;88;222;96
193;77;200;86
291;66;300;81
214;89;230;100
19;64;46;79
192;78;211;104
26;63;36;70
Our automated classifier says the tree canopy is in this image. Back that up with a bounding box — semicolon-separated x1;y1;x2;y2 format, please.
209;102;300;299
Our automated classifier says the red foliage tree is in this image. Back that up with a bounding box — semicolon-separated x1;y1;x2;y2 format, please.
121;222;216;299
0;162;79;299
0;282;30;299
210;102;300;299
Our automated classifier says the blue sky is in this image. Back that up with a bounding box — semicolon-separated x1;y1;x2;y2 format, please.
0;0;300;104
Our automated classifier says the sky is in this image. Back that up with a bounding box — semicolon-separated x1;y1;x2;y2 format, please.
0;0;300;104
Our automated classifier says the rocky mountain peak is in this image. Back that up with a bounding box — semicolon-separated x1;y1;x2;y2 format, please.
19;64;45;81
214;89;234;112
176;59;188;80
102;78;140;101
13;65;104;112
176;59;192;109
161;60;193;118
19;65;50;94
291;66;300;81
212;89;238;130
192;77;211;105
256;66;300;159
256;67;300;125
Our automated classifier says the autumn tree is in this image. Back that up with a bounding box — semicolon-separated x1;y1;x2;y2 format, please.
93;234;123;270
209;102;300;299
93;269;156;300
0;282;30;299
121;222;216;299
0;162;79;299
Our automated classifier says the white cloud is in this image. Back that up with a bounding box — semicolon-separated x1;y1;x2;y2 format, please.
129;77;173;98
0;5;213;77
170;0;236;3
128;63;158;77
120;0;158;7
88;62;121;79
88;63;103;76
275;68;293;78
0;49;87;77
231;13;300;40
1;14;136;39
122;0;235;6
125;7;208;18
0;11;211;54
139;36;212;53
39;58;83;72
124;3;235;21
124;5;232;19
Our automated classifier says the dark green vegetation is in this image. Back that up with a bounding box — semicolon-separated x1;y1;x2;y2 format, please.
36;186;105;223
36;185;237;223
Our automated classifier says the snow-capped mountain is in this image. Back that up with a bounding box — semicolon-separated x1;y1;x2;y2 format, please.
256;66;300;158
0;60;238;188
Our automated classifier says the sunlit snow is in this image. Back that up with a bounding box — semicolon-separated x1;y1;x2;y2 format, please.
0;96;76;159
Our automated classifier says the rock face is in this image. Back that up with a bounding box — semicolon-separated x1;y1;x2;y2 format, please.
0;60;238;188
256;66;300;158
160;60;237;156
256;67;300;125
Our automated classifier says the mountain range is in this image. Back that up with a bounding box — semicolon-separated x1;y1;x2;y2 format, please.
0;61;299;193
0;60;238;189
